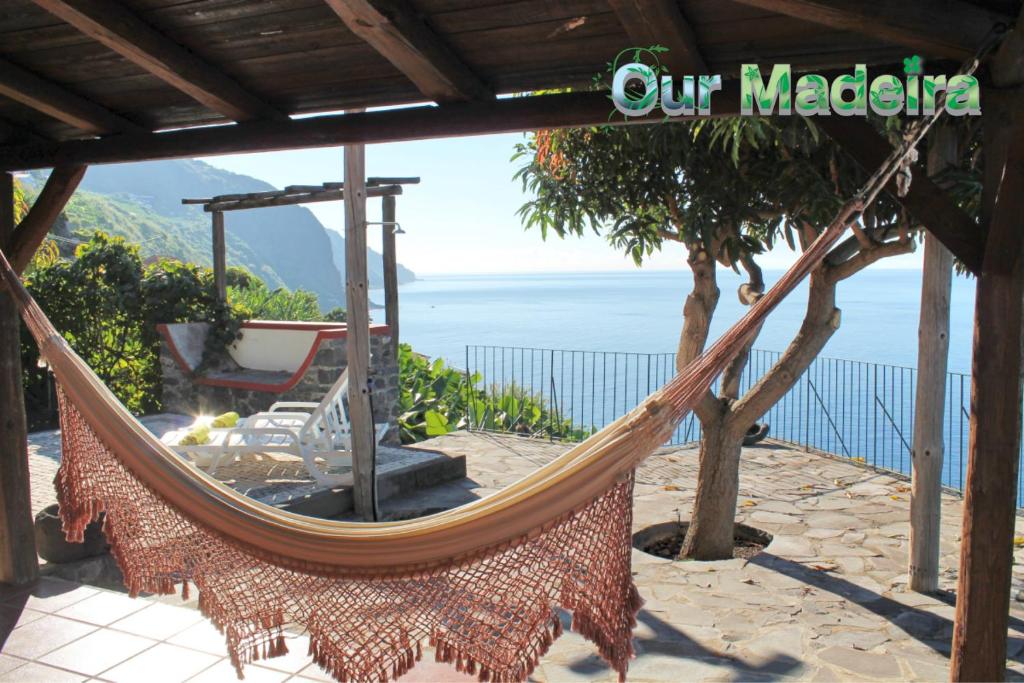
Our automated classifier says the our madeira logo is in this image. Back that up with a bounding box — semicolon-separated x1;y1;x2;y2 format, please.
611;55;981;118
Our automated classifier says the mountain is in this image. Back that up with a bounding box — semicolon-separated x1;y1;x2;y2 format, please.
25;160;415;311
325;229;415;291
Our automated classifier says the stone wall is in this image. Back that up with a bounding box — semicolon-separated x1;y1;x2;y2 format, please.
161;327;401;445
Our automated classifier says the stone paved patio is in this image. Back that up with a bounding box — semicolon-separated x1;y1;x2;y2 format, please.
11;429;1024;681
397;432;1024;682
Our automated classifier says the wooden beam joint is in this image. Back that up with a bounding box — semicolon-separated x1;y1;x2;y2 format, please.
0;59;139;135
324;0;491;102
608;0;707;74
729;0;1010;61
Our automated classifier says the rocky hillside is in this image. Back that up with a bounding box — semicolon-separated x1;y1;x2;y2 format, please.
25;160;414;311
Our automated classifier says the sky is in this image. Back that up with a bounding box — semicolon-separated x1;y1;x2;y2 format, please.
199;132;925;276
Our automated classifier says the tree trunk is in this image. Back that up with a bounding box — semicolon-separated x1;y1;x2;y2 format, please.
680;411;744;560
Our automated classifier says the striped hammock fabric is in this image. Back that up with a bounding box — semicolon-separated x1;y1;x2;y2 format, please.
0;209;850;681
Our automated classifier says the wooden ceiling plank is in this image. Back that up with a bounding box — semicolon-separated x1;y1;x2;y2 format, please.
0;58;138;135
323;0;492;102
728;0;1009;61
0;80;744;171
29;0;285;122
608;0;708;74
0;118;49;145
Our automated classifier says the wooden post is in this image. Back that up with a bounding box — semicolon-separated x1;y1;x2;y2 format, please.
950;87;1024;682
0;171;38;585
381;195;399;362
211;210;226;302
344;142;377;521
908;126;955;594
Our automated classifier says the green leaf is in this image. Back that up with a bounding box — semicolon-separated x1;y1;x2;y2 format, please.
424;410;451;436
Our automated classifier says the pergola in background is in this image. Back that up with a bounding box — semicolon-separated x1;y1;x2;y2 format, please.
0;1;1019;679
181;176;419;316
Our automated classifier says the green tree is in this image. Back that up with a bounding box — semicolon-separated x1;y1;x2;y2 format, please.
515;118;918;560
22;232;241;414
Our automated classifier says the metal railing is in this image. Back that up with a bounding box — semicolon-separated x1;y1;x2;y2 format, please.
464;345;992;504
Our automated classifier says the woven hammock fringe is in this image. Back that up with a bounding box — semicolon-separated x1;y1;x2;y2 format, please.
52;387;643;683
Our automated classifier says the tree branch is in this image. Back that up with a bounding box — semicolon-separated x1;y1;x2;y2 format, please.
826;236;916;284
729;267;840;432
825;222;900;265
721;251;765;400
677;242;722;422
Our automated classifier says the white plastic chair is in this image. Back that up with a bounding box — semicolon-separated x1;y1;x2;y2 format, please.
162;369;388;487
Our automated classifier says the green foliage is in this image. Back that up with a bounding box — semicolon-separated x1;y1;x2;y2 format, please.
21;231;345;421
228;279;324;322
40;184;297;291
12;177;28;223
513;116;906;266
396;344;589;444
22;232;240;415
323;307;347;323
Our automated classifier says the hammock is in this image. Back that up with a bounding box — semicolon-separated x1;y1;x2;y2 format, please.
1;43;982;681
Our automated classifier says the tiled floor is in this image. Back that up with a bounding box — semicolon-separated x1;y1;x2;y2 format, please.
0;578;473;682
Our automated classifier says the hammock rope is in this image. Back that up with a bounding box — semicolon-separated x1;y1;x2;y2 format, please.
0;35;994;683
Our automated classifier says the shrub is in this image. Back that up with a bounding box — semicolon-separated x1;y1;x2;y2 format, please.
396;344;589;444
228;279;324;322
22;232;239;416
21;230;345;423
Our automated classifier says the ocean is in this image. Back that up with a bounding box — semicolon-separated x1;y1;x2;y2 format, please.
388;268;977;374
385;267;988;496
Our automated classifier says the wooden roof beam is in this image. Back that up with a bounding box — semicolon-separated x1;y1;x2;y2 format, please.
0;82;747;171
729;0;1010;61
608;0;708;74
323;0;492;102
29;0;285;122
0;59;139;136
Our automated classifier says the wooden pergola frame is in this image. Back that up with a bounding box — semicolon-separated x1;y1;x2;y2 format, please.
0;1;1020;679
175;176;419;521
180;177;418;304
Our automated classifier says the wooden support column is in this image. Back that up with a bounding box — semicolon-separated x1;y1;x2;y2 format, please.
908;127;956;594
211;210;226;302
381;195;399;362
344;141;377;521
951;87;1024;682
0;171;38;585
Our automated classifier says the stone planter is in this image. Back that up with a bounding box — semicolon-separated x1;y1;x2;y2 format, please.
35;503;109;564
